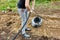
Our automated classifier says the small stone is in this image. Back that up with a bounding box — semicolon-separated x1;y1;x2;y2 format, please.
2;10;6;13
48;26;51;27
1;31;6;35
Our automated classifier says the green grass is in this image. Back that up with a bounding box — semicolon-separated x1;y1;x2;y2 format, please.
0;0;60;11
0;0;17;11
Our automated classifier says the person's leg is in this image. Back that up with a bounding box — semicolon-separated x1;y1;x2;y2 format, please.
18;8;30;38
18;9;26;34
24;9;31;31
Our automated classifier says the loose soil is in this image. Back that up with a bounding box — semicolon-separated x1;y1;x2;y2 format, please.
0;1;60;40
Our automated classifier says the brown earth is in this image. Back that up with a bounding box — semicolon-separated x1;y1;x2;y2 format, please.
0;1;60;40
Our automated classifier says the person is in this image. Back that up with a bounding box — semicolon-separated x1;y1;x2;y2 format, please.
17;0;35;38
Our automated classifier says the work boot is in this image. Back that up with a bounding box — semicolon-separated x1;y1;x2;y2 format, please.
25;28;31;31
22;33;30;38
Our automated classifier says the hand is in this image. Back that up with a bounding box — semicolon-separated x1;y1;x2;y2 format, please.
30;9;34;13
27;10;33;13
32;7;34;11
30;7;34;12
27;8;34;14
30;7;35;13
